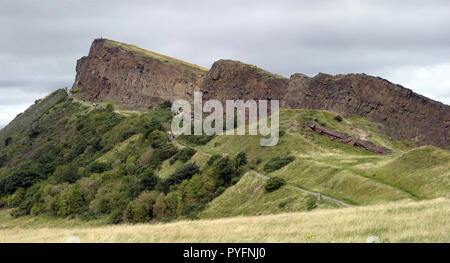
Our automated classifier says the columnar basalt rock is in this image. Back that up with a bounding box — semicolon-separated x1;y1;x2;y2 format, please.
200;59;289;104
74;39;449;147
284;73;449;147
73;39;207;109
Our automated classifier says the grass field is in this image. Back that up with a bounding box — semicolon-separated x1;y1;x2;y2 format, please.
0;198;448;242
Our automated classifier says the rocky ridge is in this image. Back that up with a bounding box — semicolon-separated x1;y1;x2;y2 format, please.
74;39;449;147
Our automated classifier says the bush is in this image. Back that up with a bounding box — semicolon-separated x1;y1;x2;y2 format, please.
54;164;80;183
162;163;200;192
231;177;240;185
106;103;115;112
149;130;167;148
306;196;318;210
264;177;286;192
207;154;221;166
234;152;247;168
0;153;7;168
140;117;164;138
263;156;295;173
108;207;125;224
171;147;196;163
87;162;110;174
334;115;343;122
215;157;236;182
2;164;43;194
139;169;158;191
124;191;158;223
147;144;178;169
7;188;25;207
4;137;12;147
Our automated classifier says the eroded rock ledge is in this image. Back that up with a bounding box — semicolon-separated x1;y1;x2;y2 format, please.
305;121;393;154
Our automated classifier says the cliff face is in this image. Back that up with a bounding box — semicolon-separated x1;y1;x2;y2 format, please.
200;59;289;103
74;39;449;147
72;39;207;109
284;73;449;147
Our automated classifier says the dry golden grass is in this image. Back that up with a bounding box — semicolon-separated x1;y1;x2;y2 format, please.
0;198;448;243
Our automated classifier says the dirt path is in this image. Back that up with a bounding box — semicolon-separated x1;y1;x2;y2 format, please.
250;169;353;208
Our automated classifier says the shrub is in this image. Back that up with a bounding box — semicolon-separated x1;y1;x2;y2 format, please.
139;169;158;191
162;163;200;192
207;154;221;166
263;156;295;173
7;188;25;207
124;191;158;223
160;100;172;109
231;176;240;185
234;152;247;168
4;137;12;147
215;186;226;196
171;147;197;163
215;157;236;182
108;207;125;224
149;130;167;148
3;164;43;194
140;117;163;138
0;153;7;167
87;162;110;174
306;196;318;210
334;115;343;122
147;144;178;169
106;103;115;112
54;164;80;183
264;177;286;192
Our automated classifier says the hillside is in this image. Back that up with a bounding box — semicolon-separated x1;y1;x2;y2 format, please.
1;88;448;224
0;198;448;242
0;39;448;236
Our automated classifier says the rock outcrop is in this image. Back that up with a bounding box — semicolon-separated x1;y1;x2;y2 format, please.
284;73;449;147
72;39;207;109
200;59;289;104
305;121;393;154
74;39;449;147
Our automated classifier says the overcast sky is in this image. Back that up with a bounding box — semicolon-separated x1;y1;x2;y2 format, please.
1;0;449;127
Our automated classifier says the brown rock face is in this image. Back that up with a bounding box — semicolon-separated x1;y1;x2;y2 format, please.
200;59;289;104
73;39;207;109
284;73;449;147
73;39;449;147
306;121;392;154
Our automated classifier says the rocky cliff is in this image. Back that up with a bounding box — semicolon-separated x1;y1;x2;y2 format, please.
200;59;289;104
74;39;449;147
72;39;207;109
283;73;449;147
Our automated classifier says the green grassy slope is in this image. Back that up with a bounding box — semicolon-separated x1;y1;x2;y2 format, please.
1;94;448;224
200;172;337;218
191;109;449;206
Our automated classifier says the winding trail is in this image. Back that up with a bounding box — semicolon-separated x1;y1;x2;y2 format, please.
251;169;353;208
